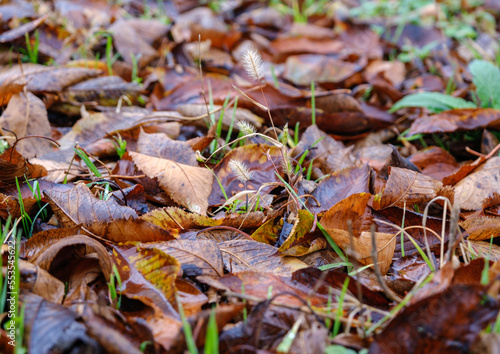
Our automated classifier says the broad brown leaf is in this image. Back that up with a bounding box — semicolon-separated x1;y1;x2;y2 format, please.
137;129;197;166
369;285;498;353
0;92;53;158
208;144;284;206
130;151;213;215
371;167;444;210
283;54;361;86
45;183;171;242
111;245;179;319
307;164;371;213
22;293;100;353
0;147;46;187
409;108;500;136
32;235;113;281
141;239;224;278
460;216;500;241
19;260;65;304
219;239;308;276
322;193;396;275
454;157;500;210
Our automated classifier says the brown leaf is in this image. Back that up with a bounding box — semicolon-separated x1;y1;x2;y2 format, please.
20;226;83;260
219;239;308;276
370;285;498;353
208;144;284;206
45;183;171;242
0;15;47;43
321;193;396;275
137;129;197;166
176;103;264;131
32;235;113;279
0;92;53;158
409;108;500;136
409;146;460;181
0;64;100;94
141;239;224;278
466;240;500;261
58;110;150;149
454;157;500;210
307;164;371;213
109;19;167;67
283;55;361;86
292;124;356;177
371;167;443;210
22;293;100;353
0;147;46;187
129;151;213;215
19;260;65;304
374;207;451;258
111;244;180;318
460;216;500;241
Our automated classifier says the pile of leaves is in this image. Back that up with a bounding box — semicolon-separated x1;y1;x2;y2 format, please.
1;0;500;353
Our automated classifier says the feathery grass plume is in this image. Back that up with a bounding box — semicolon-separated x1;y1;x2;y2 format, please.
242;47;264;81
229;159;254;183
236;120;256;136
280;123;289;145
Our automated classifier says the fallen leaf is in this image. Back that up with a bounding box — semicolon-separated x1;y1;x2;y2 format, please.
0;92;53;158
371;167;444;210
208;144;283;206
454;157;500;210
409;108;500;136
219;239;308;276
141;239;224;278
321;193;396;274
45;183;171;242
370;285;498;353
129;151;213;215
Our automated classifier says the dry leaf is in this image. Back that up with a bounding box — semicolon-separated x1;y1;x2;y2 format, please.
0;92;53;158
455;157;500;210
372;167;444;210
129;152;213;215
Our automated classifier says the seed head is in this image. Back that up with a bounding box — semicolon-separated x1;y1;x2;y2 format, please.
242;47;264;81
280;123;289;145
237;120;256;136
229;159;254;183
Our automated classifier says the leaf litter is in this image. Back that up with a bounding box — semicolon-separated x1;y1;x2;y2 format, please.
1;1;500;353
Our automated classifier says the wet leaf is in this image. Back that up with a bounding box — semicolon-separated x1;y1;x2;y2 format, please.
22;293;100;353
283;55;361;86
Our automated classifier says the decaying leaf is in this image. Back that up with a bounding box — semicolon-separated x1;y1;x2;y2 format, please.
454;157;500;210
219;239;308;276
371;167;445;210
322;193;396;274
129;151;213;215
0;92;53;158
45;183;172;242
